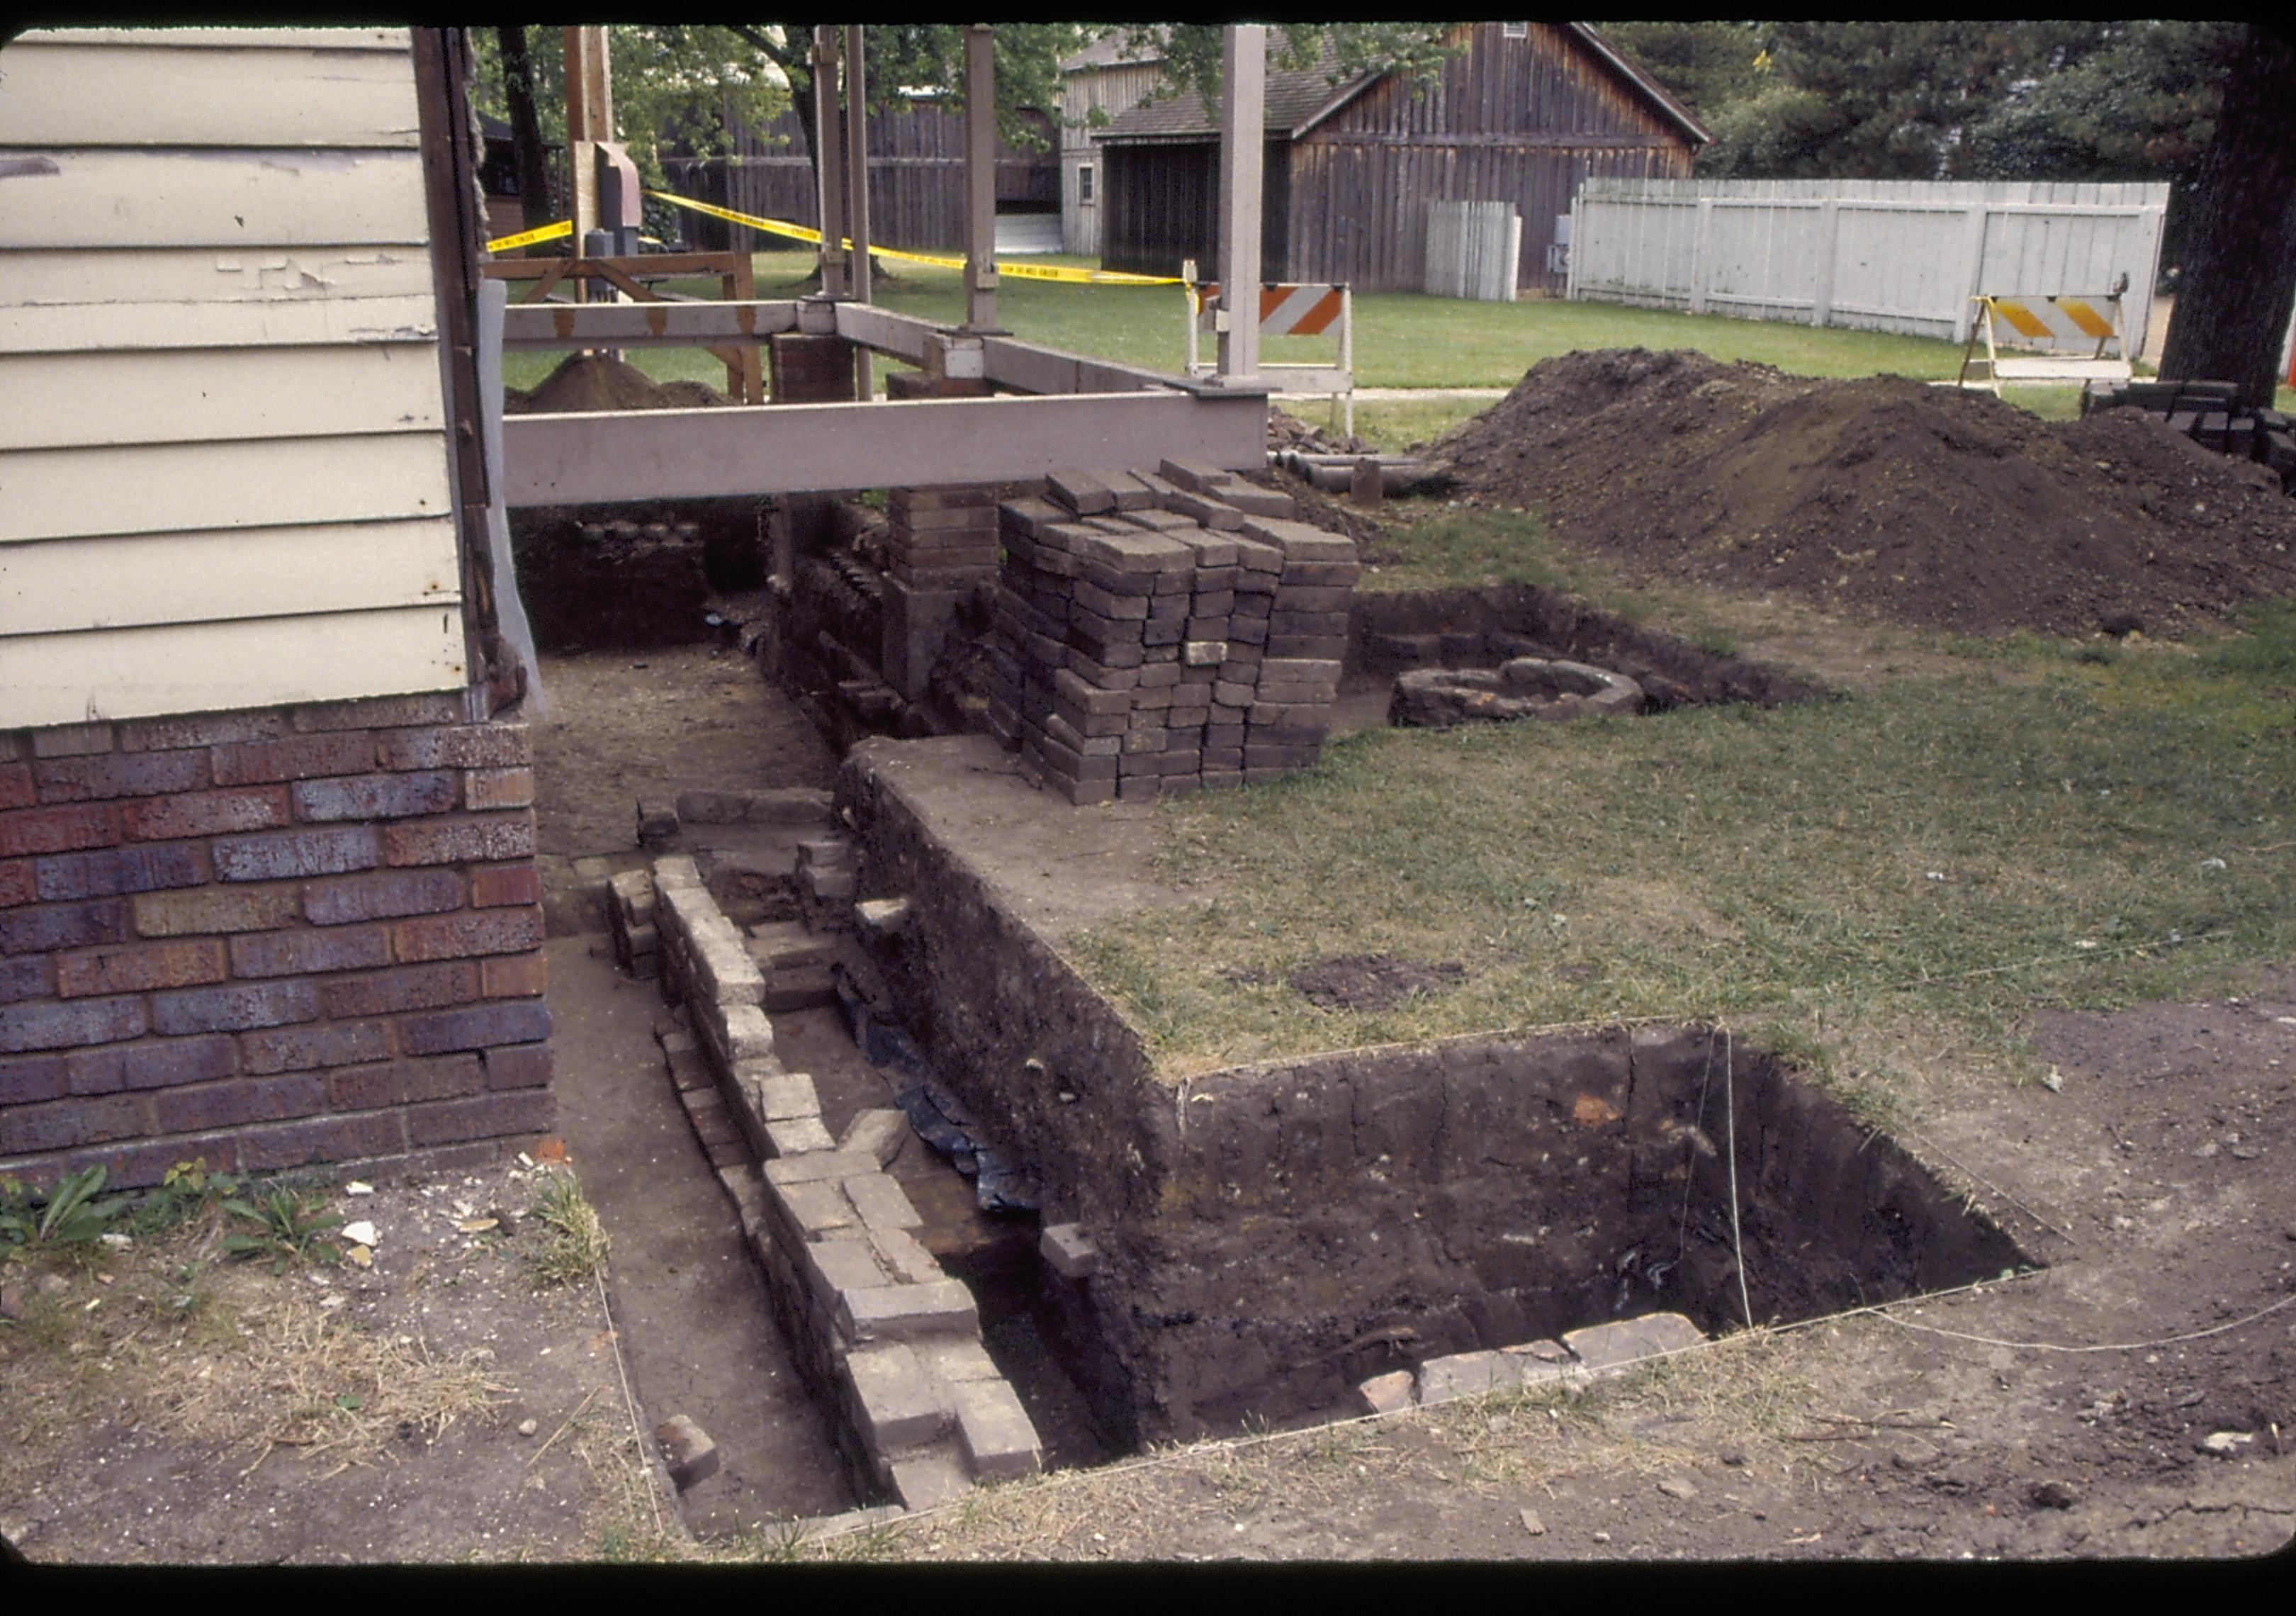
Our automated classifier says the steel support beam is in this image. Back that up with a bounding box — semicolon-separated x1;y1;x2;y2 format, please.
1215;24;1265;382
502;391;1268;505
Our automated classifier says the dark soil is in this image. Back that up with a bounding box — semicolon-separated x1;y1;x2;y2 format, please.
1429;349;2296;637
506;354;728;415
1286;953;1468;1013
1266;408;1375;459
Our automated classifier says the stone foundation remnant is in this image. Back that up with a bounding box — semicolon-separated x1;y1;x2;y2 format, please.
1389;657;1645;728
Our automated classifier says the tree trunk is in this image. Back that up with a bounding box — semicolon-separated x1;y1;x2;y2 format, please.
2156;24;2296;410
496;26;557;231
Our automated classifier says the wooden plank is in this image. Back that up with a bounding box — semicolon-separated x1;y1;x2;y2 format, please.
0;148;429;249
502;298;801;349
13;28;409;50
0;293;437;354
2;433;453;543
0;41;421;149
502;391;1266;505
1;245;434;307
0;606;464;732
0;518;460;636
0;343;446;452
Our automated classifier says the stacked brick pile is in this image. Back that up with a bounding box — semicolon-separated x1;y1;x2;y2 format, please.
0;695;551;1188
984;459;1363;804
2083;378;2296;493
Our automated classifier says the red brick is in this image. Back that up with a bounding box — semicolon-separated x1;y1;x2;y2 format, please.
152;1074;325;1135
482;1043;552;1090
480;952;546;999
132;882;300;938
148;980;319;1036
374;724;530;771
0;1093;145;1154
54;1133;240;1192
0;995;146;1054
210;732;373;787
239;1019;390;1074
211;826;379;882
0;763;32;811
291;771;457;823
395;1000;549;1056
0;860;31;909
302;868;463;926
327;1054;483;1111
235;1110;407;1174
468;865;541;909
33;749;207;804
64;1035;237;1096
228;924;392;980
405;1088;554;1148
292;692;464;734
55;939;227;998
0;1053;65;1105
319;961;480;1019
461;767;534;811
393;908;543;964
0;955;54;1004
119;710;288;752
123;786;291;843
381;812;534;868
0;802;122;858
35;843;208;902
1;899;126;957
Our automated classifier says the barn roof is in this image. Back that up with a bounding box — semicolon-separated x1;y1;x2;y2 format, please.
1091;23;1709;148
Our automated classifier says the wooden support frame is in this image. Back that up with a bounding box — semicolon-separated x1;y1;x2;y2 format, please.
480;252;763;402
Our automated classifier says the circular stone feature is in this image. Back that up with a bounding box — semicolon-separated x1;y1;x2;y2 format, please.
1389;657;1645;728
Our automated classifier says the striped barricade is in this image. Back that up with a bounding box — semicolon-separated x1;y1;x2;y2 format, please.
1184;279;1356;435
1957;292;2132;393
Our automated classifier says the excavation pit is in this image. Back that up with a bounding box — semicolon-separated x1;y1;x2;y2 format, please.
837;736;2034;1450
1388;656;1647;728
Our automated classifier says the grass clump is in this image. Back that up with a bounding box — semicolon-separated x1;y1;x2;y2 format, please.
1067;628;2295;1093
527;1169;610;1287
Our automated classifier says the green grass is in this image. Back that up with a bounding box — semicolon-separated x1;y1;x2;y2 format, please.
1065;627;2296;1102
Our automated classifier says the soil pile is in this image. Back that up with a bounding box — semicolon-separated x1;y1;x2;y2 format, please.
505;352;728;415
1266;408;1373;459
1431;348;2296;635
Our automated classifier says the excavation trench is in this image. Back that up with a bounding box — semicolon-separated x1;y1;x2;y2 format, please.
835;737;2032;1452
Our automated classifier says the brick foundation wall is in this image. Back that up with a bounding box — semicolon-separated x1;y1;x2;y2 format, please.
768;334;858;405
0;692;553;1189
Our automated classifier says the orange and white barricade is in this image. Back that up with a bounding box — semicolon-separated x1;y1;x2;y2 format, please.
1957;291;2132;393
1183;272;1355;437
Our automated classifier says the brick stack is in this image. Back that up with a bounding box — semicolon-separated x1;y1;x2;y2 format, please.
2083;379;2296;493
767;333;858;405
985;461;1363;803
0;695;551;1189
881;486;1001;702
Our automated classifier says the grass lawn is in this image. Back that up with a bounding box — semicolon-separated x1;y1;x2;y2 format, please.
1064;601;2296;1118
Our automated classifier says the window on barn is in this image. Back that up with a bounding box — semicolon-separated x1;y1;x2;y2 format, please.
1503;23;1528;39
1079;163;1095;205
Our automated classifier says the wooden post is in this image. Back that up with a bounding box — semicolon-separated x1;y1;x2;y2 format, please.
1689;196;1713;317
1810;198;1839;328
563;27;611;259
1215;24;1264;382
845;24;873;398
962;24;1001;333
1953;204;1990;346
812;26;848;299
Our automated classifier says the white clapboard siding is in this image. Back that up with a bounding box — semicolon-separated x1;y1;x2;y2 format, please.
0;40;422;149
0;148;430;249
0;344;446;451
0;607;466;731
0;294;437;354
0;520;461;636
1;434;452;544
12;28;410;51
1570;178;2168;356
4;247;437;309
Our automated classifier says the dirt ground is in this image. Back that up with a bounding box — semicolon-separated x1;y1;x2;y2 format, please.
1429;349;2296;637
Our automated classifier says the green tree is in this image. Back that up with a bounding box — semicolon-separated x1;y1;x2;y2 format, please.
1112;22;1458;112
1597;21;1769;124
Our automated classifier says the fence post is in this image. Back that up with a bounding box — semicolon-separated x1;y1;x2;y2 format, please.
1810;198;1839;327
1952;205;1989;345
1689;196;1713;316
1565;192;1582;302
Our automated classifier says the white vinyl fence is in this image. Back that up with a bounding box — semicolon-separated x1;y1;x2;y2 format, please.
1567;179;2169;359
1424;200;1521;303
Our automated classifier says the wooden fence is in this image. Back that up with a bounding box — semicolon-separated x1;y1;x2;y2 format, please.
1566;179;2169;357
1423;201;1521;303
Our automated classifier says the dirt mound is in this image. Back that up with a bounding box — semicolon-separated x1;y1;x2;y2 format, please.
1431;348;2296;635
1266;408;1373;459
505;352;728;415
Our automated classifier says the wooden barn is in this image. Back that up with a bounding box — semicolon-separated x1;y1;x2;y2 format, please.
1092;21;1708;293
668;97;1063;257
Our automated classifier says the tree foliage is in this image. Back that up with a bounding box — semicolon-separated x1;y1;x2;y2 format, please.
1113;23;1458;116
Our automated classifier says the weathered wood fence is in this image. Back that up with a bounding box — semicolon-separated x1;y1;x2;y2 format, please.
1567;178;2168;357
1423;201;1521;303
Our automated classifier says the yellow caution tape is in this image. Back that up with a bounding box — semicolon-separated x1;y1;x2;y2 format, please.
644;191;1181;286
485;218;573;254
